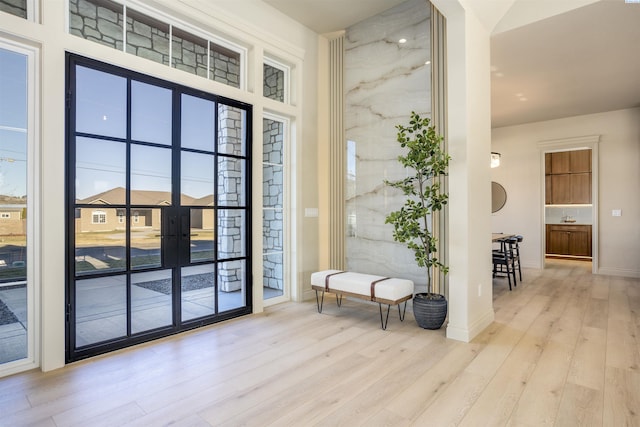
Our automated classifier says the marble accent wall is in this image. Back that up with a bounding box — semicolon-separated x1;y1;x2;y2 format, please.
345;0;431;287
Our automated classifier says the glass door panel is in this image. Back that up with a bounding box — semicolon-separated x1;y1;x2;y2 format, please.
218;260;245;312
218;209;246;259
75;137;126;203
181;264;215;321
189;208;214;262
218;157;246;206
75;207;126;275
131;80;172;145
181;94;215;151
75;66;127;138
75;275;127;347
181;151;214;206
131;269;173;334
131;208;162;269
218;104;246;156
130;144;172;204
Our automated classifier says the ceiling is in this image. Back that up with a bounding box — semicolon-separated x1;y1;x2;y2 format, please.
262;0;640;128
262;0;408;34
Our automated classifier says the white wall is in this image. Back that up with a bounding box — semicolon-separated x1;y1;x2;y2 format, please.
492;108;640;277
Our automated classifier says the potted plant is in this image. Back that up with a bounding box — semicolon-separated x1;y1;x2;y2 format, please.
384;111;450;329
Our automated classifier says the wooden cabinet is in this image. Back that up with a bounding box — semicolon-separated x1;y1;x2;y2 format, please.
549;151;571;174
545;149;592;204
549;173;591;204
546;224;592;257
545;175;553;205
570;173;591;203
570;150;591;173
547;150;591;174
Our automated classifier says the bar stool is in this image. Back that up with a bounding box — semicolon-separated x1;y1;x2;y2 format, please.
507;235;523;282
492;238;517;290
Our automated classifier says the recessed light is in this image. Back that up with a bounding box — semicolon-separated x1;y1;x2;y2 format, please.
515;93;523;97
519;97;528;102
425;60;431;65
399;38;407;44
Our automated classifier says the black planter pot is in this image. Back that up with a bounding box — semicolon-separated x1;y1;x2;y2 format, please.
413;293;448;329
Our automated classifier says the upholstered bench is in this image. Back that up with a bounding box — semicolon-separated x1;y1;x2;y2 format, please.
311;270;414;330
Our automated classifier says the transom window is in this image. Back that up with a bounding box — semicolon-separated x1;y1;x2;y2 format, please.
0;0;27;19
263;57;290;103
68;0;245;89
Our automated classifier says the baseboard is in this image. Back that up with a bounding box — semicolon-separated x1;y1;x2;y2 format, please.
596;267;640;278
446;308;495;343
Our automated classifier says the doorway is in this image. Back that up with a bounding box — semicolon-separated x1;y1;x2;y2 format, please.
540;136;599;273
66;55;252;361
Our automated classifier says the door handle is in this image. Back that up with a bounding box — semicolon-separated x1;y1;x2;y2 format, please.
181;215;189;240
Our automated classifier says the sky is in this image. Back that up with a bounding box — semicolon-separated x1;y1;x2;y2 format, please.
0;48;28;199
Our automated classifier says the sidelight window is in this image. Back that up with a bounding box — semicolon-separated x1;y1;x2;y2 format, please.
0;40;37;372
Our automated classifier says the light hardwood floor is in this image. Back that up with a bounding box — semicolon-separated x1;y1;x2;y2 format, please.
1;259;638;426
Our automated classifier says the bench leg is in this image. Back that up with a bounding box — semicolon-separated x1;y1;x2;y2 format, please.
379;303;392;330
336;293;343;307
398;301;407;321
315;290;325;313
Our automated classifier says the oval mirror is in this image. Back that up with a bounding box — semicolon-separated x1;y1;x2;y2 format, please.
491;181;507;213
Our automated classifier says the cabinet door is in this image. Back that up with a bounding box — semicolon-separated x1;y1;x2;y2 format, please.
571;150;592;173
545;175;553;204
569;230;591;256
550;152;571;174
571;173;591;203
551;174;571;204
545;153;552;175
548;229;570;255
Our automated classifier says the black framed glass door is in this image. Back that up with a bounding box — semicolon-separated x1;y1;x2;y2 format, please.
66;54;251;362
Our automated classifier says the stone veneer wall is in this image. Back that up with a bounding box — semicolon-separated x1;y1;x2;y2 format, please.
344;0;431;287
69;0;240;88
0;0;27;18
262;119;284;291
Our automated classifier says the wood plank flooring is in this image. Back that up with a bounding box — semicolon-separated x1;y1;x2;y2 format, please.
1;259;638;426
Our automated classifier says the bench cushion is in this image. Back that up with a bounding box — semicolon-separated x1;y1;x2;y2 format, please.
311;270;414;302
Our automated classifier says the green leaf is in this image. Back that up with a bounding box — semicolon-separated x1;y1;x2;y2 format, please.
383;111;450;293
